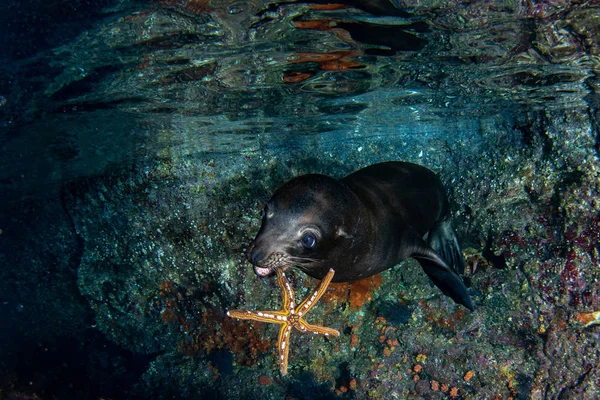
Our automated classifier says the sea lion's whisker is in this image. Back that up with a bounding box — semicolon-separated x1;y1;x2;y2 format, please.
288;256;322;264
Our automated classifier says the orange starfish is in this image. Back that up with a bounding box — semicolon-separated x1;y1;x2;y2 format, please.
227;268;340;375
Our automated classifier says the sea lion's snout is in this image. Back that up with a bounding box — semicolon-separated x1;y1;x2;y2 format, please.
247;241;276;277
247;246;268;268
246;243;258;264
247;236;298;278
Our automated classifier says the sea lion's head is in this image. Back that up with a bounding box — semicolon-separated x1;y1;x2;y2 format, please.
247;174;358;279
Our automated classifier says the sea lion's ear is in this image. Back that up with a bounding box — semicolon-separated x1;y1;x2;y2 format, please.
409;237;474;311
336;227;352;239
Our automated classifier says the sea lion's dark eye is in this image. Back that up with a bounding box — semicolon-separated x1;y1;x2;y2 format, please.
301;233;316;249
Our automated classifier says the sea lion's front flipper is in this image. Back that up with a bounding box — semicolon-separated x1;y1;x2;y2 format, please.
410;238;474;311
427;218;465;275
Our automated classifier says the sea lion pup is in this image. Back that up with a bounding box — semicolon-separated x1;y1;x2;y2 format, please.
248;161;474;310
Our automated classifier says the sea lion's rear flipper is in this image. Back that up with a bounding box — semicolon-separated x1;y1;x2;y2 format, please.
410;239;474;311
427;218;465;275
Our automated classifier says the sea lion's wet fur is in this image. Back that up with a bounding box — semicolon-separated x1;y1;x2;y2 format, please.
248;162;474;310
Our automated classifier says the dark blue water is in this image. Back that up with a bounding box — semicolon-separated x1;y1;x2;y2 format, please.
1;1;599;399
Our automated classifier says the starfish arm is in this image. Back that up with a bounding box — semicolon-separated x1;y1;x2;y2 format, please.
227;309;288;324
297;319;340;337
276;268;296;312
297;268;335;316
278;323;293;376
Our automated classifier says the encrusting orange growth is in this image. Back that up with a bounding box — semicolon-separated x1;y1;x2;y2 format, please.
283;72;313;83
157;279;271;368
349;274;382;309
258;375;272;386
327;274;382;310
290;50;364;73
309;3;348;10
325;281;351;307
449;386;459;398
464;370;474;382
350;333;360;348
294;19;333;31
